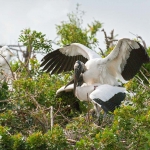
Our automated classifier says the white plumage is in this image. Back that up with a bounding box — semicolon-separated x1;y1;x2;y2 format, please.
57;83;126;102
41;38;150;86
41;38;150;113
56;83;126;114
0;46;14;81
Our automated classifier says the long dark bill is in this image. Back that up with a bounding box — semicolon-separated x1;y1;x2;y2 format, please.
73;61;82;95
64;78;74;89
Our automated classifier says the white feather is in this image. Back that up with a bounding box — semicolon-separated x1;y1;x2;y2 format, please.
89;84;126;102
0;46;14;81
57;83;125;103
59;43;100;59
42;38;149;86
56;84;74;94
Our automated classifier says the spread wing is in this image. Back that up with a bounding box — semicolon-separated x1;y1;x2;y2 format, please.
103;38;150;81
40;43;100;74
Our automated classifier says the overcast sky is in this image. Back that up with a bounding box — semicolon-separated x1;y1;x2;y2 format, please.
0;0;150;52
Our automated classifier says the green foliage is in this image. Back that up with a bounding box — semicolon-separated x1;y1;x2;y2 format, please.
44;125;69;150
0;82;9;100
0;6;150;150
0;125;69;150
56;5;102;48
0;126;12;150
0;59;83;134
11;133;26;150
19;28;52;53
26;131;46;150
0;82;9;112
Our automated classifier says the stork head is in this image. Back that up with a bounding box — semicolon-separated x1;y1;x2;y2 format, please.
0;46;14;57
74;60;85;95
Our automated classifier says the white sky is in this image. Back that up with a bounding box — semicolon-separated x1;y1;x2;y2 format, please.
0;0;150;56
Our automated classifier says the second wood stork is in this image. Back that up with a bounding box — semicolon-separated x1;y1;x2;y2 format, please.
56;83;126;114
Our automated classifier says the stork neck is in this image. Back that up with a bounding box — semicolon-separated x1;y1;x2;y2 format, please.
80;61;86;72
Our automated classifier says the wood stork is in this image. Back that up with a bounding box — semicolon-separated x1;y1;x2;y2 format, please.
41;38;150;86
0;46;14;81
56;83;126;114
41;38;150;113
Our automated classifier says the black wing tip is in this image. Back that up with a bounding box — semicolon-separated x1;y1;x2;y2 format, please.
40;45;88;74
122;41;150;80
93;92;126;113
137;42;150;61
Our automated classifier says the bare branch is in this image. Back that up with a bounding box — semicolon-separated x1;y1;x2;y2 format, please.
129;32;147;49
139;70;150;84
102;28;118;49
67;139;77;144
0;99;13;103
98;47;106;57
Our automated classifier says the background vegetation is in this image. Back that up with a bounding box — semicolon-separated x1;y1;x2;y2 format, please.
0;6;150;150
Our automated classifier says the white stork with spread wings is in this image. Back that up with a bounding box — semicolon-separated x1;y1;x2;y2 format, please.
41;38;150;86
41;38;150;113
